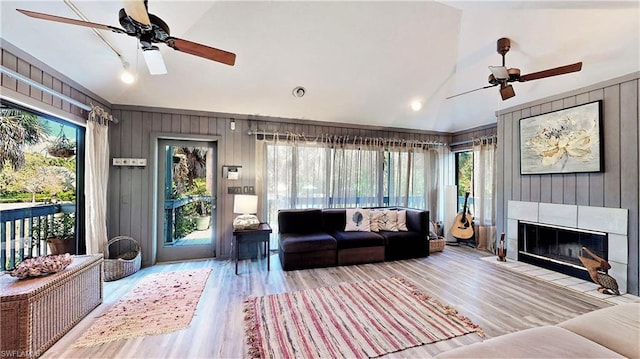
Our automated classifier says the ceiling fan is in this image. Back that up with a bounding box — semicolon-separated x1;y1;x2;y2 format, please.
447;38;582;101
16;0;236;75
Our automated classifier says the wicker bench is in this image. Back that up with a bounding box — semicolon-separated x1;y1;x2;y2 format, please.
0;255;103;358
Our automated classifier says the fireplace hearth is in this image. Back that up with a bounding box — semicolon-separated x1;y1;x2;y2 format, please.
518;221;607;282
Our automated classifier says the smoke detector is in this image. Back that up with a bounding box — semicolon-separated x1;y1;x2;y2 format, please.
292;86;306;98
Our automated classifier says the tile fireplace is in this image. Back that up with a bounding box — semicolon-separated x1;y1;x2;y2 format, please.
518;221;607;282
507;201;628;294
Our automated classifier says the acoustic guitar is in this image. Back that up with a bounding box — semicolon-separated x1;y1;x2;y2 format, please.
450;192;474;240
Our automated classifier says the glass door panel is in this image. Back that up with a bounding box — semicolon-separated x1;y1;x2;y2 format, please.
157;139;216;262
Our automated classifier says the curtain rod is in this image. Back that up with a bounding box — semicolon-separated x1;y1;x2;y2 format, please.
0;65;119;124
247;129;446;146
450;134;497;147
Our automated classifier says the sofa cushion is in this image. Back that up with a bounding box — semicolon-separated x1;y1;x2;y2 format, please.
344;208;371;232
378;209;398;231
322;209;347;233
381;231;429;260
434;326;625;359
279;233;337;253
397;210;408;231
370;211;383;232
332;231;384;249
278;209;324;234
558;303;639;359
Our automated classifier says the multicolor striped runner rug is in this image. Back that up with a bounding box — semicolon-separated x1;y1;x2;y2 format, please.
244;276;484;358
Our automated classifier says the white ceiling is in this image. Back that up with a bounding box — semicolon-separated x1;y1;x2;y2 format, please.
1;1;638;133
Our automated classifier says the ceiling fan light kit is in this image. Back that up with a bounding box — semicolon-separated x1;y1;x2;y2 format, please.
142;48;167;75
447;37;583;101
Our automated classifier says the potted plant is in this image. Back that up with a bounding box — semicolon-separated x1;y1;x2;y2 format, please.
33;213;76;255
195;199;212;231
47;132;75;158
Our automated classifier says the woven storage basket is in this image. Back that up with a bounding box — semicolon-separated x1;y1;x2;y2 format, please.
428;220;445;253
429;238;446;253
104;236;141;282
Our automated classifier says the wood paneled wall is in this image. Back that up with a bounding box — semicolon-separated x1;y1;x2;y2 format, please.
1;42;110;123
450;123;497;152
496;72;640;295
110;105;452;265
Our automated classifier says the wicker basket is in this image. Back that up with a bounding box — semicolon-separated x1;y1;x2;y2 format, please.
429;238;446;253
103;236;141;282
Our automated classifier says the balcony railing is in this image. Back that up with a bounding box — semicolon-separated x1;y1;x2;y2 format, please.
0;204;76;271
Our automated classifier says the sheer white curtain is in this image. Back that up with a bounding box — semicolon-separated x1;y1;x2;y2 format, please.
388;145;440;214
472;137;497;252
85;105;111;256
262;134;329;248
331;138;382;208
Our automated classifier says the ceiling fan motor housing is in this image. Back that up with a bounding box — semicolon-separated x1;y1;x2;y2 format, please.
497;37;511;55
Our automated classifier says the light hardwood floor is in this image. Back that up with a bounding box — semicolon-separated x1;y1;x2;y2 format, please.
41;246;611;359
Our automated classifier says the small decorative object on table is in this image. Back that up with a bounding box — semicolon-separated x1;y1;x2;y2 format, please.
8;253;73;279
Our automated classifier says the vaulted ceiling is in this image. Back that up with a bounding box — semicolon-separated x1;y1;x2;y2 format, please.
1;1;638;132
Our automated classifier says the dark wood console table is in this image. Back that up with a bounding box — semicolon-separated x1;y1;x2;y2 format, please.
233;223;272;275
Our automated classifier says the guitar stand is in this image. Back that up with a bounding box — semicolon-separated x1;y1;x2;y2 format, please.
446;237;476;248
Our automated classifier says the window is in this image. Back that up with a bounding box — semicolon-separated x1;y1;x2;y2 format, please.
263;139;441;244
1;102;84;267
455;151;473;213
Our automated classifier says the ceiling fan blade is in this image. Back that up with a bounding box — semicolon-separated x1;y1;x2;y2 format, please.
17;9;127;34
446;84;498;99
520;62;583;82
166;38;236;66
122;0;151;27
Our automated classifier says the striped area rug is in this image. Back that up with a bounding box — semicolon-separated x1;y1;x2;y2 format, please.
244;276;484;358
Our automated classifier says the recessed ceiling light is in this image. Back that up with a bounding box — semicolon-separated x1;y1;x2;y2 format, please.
411;100;422;111
292;86;306;98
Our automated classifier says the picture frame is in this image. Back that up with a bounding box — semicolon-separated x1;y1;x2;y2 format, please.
519;100;603;175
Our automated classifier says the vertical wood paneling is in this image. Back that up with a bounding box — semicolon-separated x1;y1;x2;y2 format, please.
497;74;640;296
603;85;621;208
108;109;122;246
620;79;639;293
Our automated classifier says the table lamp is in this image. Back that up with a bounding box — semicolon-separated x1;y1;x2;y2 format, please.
233;194;260;230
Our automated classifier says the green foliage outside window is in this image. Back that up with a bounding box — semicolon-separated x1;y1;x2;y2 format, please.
456;151;473;197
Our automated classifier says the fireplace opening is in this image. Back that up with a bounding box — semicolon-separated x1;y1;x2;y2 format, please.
517;221;608;282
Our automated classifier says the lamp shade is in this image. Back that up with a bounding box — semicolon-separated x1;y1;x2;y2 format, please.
233;194;258;214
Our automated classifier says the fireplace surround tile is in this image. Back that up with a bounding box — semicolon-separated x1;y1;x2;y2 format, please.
577;206;628;235
508;201;538;222
608;234;628;264
538;203;577;228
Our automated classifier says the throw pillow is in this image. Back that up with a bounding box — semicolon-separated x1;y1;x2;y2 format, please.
397;210;408;231
344;208;371;232
370;210;383;232
378;210;398;231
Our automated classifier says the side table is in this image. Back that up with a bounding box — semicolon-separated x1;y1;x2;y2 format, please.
233;223;272;275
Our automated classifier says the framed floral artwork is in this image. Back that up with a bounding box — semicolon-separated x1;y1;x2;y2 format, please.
520;100;603;175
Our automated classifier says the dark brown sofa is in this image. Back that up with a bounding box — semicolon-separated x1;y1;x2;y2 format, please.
278;207;429;271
